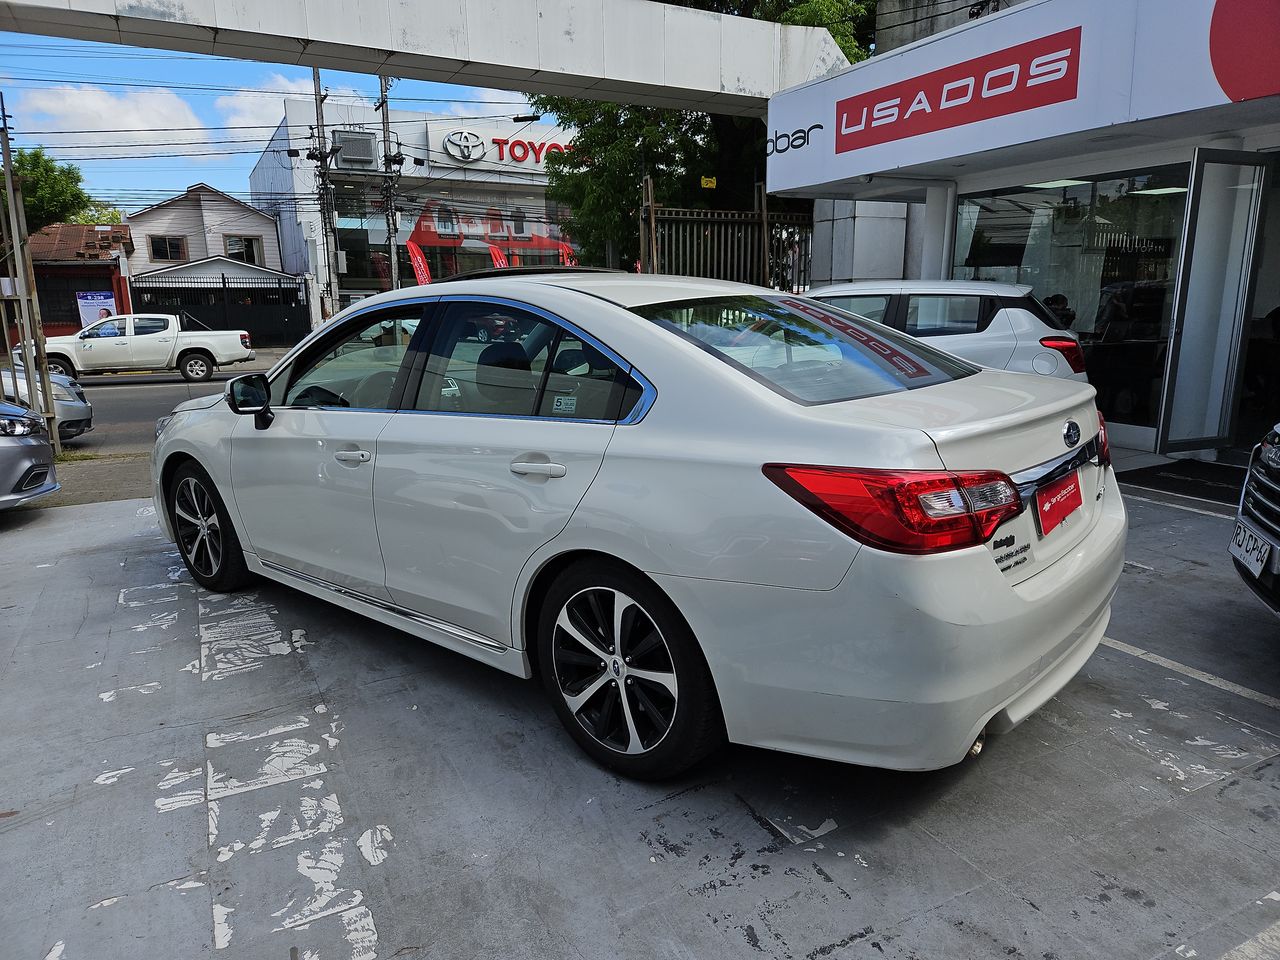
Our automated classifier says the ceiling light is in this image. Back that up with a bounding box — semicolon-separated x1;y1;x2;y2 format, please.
1024;179;1090;189
1130;187;1188;195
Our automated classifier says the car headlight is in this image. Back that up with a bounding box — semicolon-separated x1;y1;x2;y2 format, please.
155;414;176;440
52;383;75;401
0;415;43;437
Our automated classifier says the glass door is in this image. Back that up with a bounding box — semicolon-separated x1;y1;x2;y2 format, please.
1158;149;1272;452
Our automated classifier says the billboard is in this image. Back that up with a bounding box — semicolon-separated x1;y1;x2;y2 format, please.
75;291;117;328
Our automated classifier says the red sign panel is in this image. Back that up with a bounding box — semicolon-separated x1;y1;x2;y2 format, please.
835;27;1082;154
1036;469;1083;537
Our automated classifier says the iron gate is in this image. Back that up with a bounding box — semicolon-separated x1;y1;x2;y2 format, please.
640;207;813;291
129;274;310;347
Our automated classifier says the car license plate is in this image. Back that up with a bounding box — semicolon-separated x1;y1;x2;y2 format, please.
1036;469;1083;537
1229;520;1272;579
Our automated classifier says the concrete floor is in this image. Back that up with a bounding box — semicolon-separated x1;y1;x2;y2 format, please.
3;493;1280;960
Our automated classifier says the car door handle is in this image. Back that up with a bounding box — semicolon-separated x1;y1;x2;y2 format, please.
510;460;566;478
333;449;371;463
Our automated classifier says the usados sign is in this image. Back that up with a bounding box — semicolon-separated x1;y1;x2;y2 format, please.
835;27;1081;153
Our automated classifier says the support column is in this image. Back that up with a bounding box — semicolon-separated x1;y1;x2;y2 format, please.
920;184;958;281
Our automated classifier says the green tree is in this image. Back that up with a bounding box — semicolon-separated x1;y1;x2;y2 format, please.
66;199;124;225
3;148;92;233
533;1;875;266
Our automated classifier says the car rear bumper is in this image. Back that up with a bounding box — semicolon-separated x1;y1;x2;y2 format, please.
653;467;1127;770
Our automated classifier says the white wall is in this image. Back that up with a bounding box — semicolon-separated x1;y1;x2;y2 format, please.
810;200;912;284
128;190;282;273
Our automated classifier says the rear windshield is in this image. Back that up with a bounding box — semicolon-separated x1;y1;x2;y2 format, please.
630;295;978;405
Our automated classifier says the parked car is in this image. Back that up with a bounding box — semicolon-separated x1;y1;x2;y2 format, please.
0;398;58;511
25;313;255;382
1;368;94;441
1231;422;1280;616
806;281;1087;381
154;274;1126;778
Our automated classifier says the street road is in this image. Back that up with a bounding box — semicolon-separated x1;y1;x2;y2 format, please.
68;378;225;456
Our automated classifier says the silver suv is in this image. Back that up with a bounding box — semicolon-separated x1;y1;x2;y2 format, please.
806;281;1086;381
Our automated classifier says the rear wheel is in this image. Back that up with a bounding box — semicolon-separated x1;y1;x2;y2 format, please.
46;355;74;379
179;352;213;382
538;561;724;779
168;462;252;592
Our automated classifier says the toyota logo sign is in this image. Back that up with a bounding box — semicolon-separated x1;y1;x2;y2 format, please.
443;130;486;163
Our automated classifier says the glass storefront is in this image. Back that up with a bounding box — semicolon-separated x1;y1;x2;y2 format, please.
952;164;1191;431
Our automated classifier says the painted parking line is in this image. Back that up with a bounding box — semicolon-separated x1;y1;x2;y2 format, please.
1102;636;1280;712
1119;488;1237;520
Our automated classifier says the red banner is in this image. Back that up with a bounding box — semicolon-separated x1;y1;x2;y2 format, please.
405;240;432;285
835;27;1081;154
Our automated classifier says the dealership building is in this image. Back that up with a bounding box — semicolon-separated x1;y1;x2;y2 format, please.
769;0;1280;456
250;101;574;311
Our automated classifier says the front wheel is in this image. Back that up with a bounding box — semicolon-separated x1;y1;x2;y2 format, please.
180;352;213;382
168;462;252;592
46;355;75;379
475;325;492;343
538;561;724;779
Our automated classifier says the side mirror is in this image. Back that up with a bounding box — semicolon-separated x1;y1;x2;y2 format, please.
78;330;90;339
226;373;274;429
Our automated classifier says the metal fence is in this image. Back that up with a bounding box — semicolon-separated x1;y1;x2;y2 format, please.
640;204;813;291
129;274;310;347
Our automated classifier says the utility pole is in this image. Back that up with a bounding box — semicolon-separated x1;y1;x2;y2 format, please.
0;90;59;451
310;67;341;318
377;75;401;291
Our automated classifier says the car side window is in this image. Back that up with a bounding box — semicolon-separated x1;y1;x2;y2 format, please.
284;309;418;410
84;318;123;338
133;317;168;336
903;296;983;337
816;295;890;324
414;301;636;421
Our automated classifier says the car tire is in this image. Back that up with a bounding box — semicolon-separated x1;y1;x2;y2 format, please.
537;560;725;780
179;352;214;382
46;355;75;379
168;461;253;592
475;326;491;343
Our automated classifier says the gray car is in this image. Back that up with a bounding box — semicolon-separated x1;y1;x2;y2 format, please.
0;398;58;511
2;367;94;441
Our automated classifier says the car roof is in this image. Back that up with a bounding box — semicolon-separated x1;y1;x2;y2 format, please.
344;273;774;316
808;280;1034;297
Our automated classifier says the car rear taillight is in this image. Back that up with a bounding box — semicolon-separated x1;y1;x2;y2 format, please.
240;333;252;349
1039;336;1086;374
764;465;1024;555
1096;411;1111;467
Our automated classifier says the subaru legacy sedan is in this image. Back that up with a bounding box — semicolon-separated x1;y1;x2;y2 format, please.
154;273;1126;779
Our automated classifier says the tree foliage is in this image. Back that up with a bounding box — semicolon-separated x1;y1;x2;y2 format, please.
66;199;124;225
2;148;93;233
534;0;875;266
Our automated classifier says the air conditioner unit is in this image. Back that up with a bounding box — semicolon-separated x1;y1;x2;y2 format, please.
332;130;377;167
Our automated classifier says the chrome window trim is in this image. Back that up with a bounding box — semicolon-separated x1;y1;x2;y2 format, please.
259;558;508;652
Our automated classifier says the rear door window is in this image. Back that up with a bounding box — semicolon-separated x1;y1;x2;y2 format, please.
132;317;168;336
903;295;987;337
811;294;891;324
631;295;976;405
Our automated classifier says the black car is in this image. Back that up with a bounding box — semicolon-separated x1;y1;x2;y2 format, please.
1231;423;1280;616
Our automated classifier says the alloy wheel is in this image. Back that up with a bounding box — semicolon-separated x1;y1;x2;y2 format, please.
476;327;491;343
186;357;208;379
551;587;678;755
173;476;222;578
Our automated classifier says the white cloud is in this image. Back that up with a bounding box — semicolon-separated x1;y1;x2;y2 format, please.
17;85;207;148
445;86;533;118
214;72;371;131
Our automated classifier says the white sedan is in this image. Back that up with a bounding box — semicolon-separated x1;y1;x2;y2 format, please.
153;273;1126;778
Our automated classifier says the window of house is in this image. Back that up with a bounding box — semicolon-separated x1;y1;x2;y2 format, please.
149;236;187;261
225;236;263;266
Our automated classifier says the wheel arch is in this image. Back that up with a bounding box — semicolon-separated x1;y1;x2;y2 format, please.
177;346;214;365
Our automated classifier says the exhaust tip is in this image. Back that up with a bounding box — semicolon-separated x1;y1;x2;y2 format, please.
967;730;987;759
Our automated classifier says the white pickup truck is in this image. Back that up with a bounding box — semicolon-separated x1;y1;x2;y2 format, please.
39;313;256;382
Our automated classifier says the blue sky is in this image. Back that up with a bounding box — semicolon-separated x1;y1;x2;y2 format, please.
0;32;532;214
